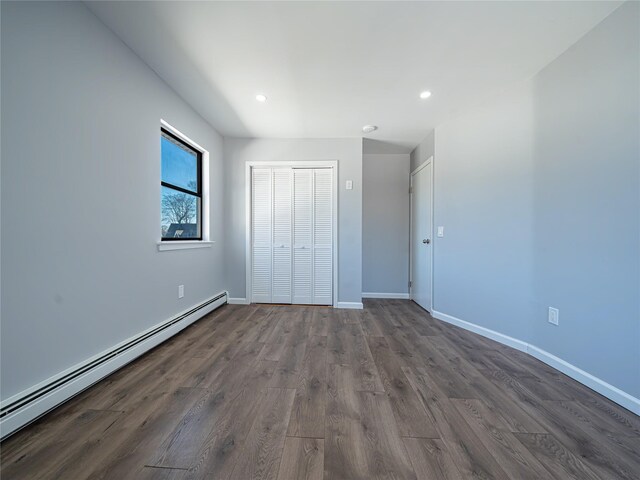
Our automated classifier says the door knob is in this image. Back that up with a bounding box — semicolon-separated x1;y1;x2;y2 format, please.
422;238;430;244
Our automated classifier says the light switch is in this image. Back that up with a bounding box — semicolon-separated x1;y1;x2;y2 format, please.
437;226;444;237
346;180;353;190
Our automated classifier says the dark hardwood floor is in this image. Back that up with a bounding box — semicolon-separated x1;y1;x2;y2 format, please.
2;299;639;479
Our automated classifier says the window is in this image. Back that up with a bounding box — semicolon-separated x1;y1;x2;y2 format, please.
161;127;202;240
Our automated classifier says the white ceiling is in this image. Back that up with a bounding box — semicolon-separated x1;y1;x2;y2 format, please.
87;1;621;152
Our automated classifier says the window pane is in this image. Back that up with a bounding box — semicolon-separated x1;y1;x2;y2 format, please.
161;133;198;193
161;186;201;239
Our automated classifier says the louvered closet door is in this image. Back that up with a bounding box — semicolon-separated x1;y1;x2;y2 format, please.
313;168;333;305
252;166;333;306
251;168;272;303
293;169;313;304
272;168;292;303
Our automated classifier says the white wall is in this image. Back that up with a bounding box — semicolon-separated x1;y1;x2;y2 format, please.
362;154;410;295
223;138;363;305
432;2;639;399
0;2;226;401
434;81;535;340
410;130;434;173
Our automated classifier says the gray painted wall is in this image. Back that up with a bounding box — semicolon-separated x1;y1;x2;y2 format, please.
435;82;536;340
223;138;363;304
410;130;434;173
529;1;639;398
363;139;412;155
433;2;639;397
1;2;226;400
362;154;410;295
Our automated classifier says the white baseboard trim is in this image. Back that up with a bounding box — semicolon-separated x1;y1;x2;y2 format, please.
336;302;364;310
227;297;250;305
526;345;640;415
362;292;410;299
431;310;640;415
228;298;365;309
0;291;228;440
431;310;529;352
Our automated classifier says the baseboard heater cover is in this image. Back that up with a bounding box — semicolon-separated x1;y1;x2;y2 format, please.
0;291;227;440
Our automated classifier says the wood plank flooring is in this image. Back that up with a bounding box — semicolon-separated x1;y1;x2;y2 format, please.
2;299;639;479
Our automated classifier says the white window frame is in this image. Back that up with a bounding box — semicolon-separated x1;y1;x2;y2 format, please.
158;119;213;251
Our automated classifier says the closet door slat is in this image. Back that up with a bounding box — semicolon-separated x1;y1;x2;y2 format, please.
251;168;272;303
293;169;313;304
272;168;292;303
313;168;333;305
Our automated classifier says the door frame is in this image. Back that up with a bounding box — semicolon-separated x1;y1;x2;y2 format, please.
245;160;339;307
409;156;434;312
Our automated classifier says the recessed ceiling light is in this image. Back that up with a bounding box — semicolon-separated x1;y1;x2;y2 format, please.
362;125;378;134
256;94;267;102
419;91;432;99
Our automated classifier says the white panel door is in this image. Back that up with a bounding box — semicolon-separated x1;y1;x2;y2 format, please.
313;169;333;305
252;168;272;303
410;161;432;311
293;169;313;304
272;168;292;303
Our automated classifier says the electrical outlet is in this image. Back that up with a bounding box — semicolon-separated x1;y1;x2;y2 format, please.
548;307;559;326
178;285;184;299
346;180;353;190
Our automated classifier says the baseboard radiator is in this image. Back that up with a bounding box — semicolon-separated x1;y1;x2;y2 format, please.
0;291;228;440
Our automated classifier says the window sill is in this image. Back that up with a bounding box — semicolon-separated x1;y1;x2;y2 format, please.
157;241;214;252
